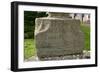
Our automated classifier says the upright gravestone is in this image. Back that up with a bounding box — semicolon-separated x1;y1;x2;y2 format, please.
35;12;84;60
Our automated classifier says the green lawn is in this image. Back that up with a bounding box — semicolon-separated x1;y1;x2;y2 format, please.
24;24;90;59
24;39;36;59
80;24;90;51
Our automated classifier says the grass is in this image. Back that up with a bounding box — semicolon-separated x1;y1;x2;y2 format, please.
24;24;90;59
80;24;90;51
24;39;36;59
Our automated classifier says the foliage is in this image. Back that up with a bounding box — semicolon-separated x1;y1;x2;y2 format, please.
24;11;48;39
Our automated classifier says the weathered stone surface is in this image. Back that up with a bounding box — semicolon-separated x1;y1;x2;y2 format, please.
35;12;84;60
25;50;90;61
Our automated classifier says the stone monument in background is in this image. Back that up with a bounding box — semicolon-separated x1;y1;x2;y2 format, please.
35;12;84;60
